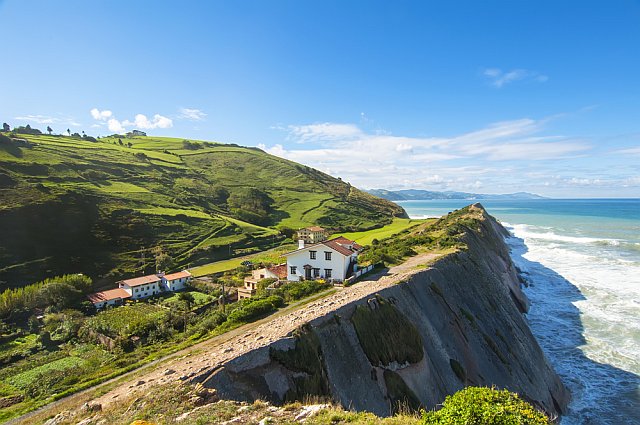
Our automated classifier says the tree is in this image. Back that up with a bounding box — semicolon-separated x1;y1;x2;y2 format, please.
47;126;52;135
178;292;195;311
2;123;9;132
67;128;70;136
153;246;173;273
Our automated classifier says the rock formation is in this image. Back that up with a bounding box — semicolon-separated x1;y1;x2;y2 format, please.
196;204;570;419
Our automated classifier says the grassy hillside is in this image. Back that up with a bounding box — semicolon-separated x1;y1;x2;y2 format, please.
0;133;405;288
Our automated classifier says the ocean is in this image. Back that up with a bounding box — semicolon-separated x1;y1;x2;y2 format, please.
397;199;640;425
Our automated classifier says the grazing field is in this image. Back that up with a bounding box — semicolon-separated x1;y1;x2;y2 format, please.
332;218;428;246
0;132;405;288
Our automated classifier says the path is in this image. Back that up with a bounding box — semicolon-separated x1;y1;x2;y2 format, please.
14;252;440;425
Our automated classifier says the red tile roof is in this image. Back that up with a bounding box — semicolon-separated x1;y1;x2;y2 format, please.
163;270;191;281
87;288;131;304
285;237;360;257
118;274;161;287
267;264;288;279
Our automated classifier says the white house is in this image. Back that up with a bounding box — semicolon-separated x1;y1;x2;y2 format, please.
285;236;362;282
161;270;192;292
238;264;287;300
87;288;131;309
118;275;162;300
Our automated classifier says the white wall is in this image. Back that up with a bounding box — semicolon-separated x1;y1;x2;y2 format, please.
286;247;356;281
122;282;160;299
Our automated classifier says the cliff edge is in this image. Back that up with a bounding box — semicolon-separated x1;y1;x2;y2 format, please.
198;204;569;418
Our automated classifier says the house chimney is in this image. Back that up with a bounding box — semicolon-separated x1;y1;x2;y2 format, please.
298;239;306;249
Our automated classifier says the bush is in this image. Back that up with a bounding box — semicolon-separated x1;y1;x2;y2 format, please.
226;295;284;324
422;387;550;425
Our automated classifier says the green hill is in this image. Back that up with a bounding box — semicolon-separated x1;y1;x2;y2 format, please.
0;132;405;288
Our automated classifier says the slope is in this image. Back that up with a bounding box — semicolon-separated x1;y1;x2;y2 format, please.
0;133;405;288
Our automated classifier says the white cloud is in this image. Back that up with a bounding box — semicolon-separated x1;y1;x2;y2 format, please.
90;108;112;121
124;114;173;129
483;68;548;88
179;108;207;121
287;123;363;143
107;118;126;133
262;117;593;191
90;109;173;133
615;147;640;156
14;114;56;124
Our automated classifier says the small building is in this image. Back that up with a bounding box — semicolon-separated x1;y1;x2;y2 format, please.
238;264;287;300
126;129;147;138
297;226;328;245
285;236;362;282
118;274;162;300
161;270;192;292
87;288;132;309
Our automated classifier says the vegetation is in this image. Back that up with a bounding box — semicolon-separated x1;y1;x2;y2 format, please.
37;382;549;425
270;324;329;401
332;217;425;246
422;387;551;425
0;269;335;421
358;206;483;266
0;131;404;288
384;369;422;414
351;296;423;366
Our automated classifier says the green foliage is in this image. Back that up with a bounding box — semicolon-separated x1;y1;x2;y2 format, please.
351;296;423;366
273;280;331;302
270;324;329;401
422;387;550;425
8;356;85;397
0;134;403;286
82;304;169;340
225;295;284;324
0;274;92;319
384;369;422;414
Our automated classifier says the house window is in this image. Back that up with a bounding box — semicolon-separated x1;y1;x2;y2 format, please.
313;268;320;277
290;266;297;274
309;250;316;260
325;251;332;261
324;269;332;278
135;288;139;293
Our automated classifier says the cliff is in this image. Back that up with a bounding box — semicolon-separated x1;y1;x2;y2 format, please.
197;204;569;418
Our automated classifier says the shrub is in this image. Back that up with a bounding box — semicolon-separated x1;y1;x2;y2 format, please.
422;387;550;425
226;295;283;324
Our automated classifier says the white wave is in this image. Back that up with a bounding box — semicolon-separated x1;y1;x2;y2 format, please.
408;214;441;219
508;223;620;245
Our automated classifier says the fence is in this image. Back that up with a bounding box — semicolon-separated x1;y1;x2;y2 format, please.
343;264;375;285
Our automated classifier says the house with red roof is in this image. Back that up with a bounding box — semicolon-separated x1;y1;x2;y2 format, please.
285;236;362;282
296;226;328;244
117;274;162;300
238;263;287;300
161;270;192;292
86;288;131;309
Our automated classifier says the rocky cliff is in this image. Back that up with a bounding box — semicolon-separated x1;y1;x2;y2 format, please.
197;204;570;419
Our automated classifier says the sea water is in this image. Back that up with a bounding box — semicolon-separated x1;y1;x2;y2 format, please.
398;199;640;424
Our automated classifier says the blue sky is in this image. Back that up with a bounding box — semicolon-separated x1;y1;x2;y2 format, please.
1;1;639;197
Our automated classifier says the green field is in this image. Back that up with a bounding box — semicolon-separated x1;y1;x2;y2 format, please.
332;218;428;245
191;243;295;277
0;132;405;287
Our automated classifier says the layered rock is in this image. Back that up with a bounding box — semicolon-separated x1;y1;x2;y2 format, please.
197;204;570;418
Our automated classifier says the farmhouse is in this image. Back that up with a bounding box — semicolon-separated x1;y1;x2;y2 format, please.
118;275;162;300
297;226;328;244
285;236;362;282
86;288;131;309
161;270;192;292
238;264;287;300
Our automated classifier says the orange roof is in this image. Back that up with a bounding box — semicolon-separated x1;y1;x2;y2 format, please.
87;288;131;304
163;270;192;281
306;226;325;232
267;264;288;279
118;274;161;287
331;236;363;251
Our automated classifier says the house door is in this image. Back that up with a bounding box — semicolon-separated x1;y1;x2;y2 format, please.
304;265;312;280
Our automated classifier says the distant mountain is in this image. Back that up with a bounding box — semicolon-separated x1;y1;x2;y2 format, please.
365;189;546;201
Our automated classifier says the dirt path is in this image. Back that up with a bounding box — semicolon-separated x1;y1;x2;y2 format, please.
15;252;440;425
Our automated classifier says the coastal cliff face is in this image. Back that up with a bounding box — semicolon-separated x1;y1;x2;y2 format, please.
197;205;569;418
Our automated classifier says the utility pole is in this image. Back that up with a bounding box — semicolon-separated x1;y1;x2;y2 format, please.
219;280;226;313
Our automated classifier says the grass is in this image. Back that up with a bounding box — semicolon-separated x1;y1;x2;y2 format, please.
8;357;86;390
0;132;404;287
159;291;214;309
331;218;427;246
190;243;295;277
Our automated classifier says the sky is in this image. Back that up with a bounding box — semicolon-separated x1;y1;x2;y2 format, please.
1;0;639;198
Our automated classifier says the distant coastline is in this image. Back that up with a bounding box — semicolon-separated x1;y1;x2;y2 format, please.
366;189;545;201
